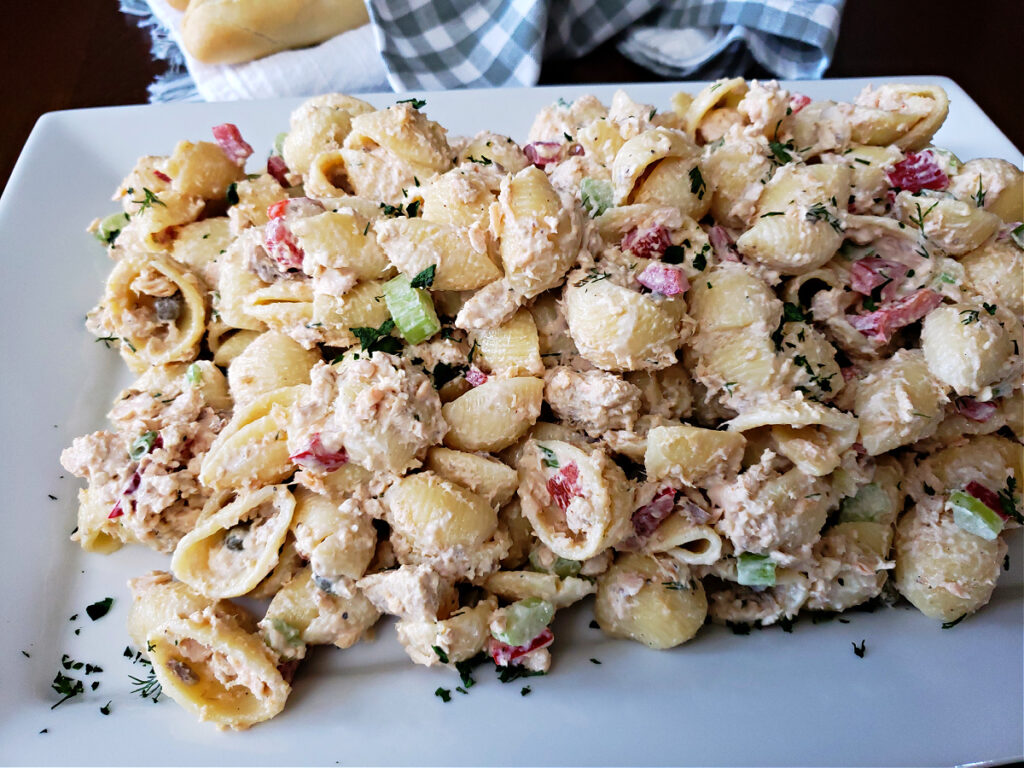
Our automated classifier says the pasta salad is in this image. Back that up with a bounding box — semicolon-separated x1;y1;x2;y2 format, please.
61;80;1023;729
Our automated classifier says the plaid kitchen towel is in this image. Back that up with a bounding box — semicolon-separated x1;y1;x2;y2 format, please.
125;0;845;102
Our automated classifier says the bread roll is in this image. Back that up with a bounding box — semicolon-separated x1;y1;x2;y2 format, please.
182;0;370;65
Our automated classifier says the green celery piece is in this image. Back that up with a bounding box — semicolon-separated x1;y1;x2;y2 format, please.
94;212;130;245
838;483;890;523
273;132;288;157
383;273;440;345
552;557;582;579
949;490;1003;541
927;147;961;172
736;553;776;587
1010;223;1024;251
492;597;554;647
580;178;613;218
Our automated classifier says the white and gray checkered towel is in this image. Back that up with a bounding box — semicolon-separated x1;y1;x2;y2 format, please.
124;0;845;102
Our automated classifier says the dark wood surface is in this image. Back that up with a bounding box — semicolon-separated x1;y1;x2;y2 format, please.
1;1;1020;196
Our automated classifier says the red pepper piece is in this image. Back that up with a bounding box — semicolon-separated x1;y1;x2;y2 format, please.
212;123;254;164
621;224;671;260
886;151;948;193
546;462;580;512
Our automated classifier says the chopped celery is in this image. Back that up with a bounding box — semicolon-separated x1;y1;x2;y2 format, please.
492;597;554;648
927;147;962;172
949;490;1003;541
383;273;440;345
94;212;130;246
270;618;303;646
736;553;776;587
580;178;613;217
838;483;890;523
186;363;203;387
273;132;288;156
552;557;582;579
1011;223;1024;251
838;240;875;261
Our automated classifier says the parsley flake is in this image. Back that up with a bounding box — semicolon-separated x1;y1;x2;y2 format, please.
410;264;436;289
86;597;114;621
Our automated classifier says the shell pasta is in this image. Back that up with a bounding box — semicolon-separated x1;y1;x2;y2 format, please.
62;81;1022;728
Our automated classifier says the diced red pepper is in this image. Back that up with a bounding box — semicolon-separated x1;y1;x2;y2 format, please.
267;199;291;220
153;169;171;183
289;433;348;472
636;262;689;296
849;258;910;302
964;481;1005;520
886;151;948;194
709;224;741;262
212;123;254;165
487;627;554;667
955;397;998;423
621;224;671;260
264;217;304;270
546;462;580;512
523;141;563;168
267;155;290;187
631;487;677;539
465;367;488;387
789;93;811;114
277;659;300;684
847;289;942;343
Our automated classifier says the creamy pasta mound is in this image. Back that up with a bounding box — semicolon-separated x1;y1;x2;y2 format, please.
62;81;1023;728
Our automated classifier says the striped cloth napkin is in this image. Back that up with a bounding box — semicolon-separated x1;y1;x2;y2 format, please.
125;0;845;102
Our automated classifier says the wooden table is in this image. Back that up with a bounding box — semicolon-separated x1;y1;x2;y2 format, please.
1;0;1020;194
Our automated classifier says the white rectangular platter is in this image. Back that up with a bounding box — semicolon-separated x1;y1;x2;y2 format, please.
0;77;1020;767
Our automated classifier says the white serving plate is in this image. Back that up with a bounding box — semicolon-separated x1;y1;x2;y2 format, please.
0;77;1020;768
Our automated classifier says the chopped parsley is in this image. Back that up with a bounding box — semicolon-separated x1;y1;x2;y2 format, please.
521;686;532;696
50;671;84;709
431;361;466;389
434;687;452;703
662;244;686;264
941;614;967;630
760;211;784;217
1010;223;1024;250
692;247;708;272
100;701;112;715
997;477;1023;524
379;200;421;218
589;620;600;629
662;581;690;591
85;597;114;621
467;155;492;166
768;140;794;166
782;302;812;323
852;639;866;658
688;167;706;200
959;309;980;325
410;264;437;289
589;658;602;665
351;319;402;355
983;302;997;315
225;182;239;206
431;646;450;664
397;98;426;109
